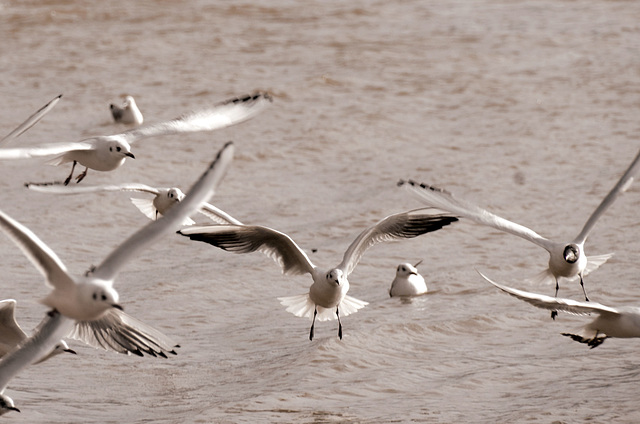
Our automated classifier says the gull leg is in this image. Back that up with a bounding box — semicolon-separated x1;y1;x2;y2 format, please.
309;306;317;341
579;273;589;302
75;167;89;184
64;161;77;186
336;307;342;340
551;277;559;320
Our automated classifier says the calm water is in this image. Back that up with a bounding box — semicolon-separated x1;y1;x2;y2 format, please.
1;1;640;422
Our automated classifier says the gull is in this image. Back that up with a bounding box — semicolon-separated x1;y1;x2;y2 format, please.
399;147;640;305
481;271;640;348
389;261;427;297
1;94;62;146
110;95;144;125
0;299;75;362
179;209;458;340
0;142;234;414
0;91;271;185
25;182;243;226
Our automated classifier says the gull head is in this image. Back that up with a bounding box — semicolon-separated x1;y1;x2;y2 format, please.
396;263;419;278
325;269;345;287
563;244;580;264
0;394;19;415
76;281;122;321
34;340;77;364
106;139;135;160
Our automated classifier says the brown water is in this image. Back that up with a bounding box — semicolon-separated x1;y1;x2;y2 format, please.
1;1;640;422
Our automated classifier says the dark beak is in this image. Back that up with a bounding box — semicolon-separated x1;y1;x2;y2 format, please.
125;152;135;159
112;303;124;311
65;348;77;355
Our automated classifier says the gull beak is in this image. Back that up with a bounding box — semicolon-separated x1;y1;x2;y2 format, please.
125;152;135;159
10;407;20;413
65;348;77;355
112;303;124;311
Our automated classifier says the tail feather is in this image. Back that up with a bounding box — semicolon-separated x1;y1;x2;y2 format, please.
278;294;368;321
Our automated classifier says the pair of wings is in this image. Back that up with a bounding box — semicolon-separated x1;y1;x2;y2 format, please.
0;141;234;378
399;146;640;250
179;209;458;278
0;91;271;160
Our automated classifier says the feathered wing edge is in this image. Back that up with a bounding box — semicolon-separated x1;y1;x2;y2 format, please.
69;309;179;358
129;198;195;225
278;293;368;322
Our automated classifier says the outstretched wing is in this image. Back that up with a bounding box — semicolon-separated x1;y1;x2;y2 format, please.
70;309;178;358
0;300;26;356
91;141;234;282
0;141;93;159
338;209;458;276
1;94;62;145
120;92;272;144
399;180;556;252
0;209;75;291
574;147;640;244
25;182;161;196
178;224;315;276
480;271;619;316
198;202;243;225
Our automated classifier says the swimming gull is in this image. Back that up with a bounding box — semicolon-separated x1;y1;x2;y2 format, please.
110;95;144;125
389;260;427;297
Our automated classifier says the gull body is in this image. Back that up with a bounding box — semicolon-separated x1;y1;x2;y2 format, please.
110;95;144;125
0;299;75;362
26;182;243;226
1;94;62;146
0;92;271;184
481;272;640;348
179;209;458;340
389;261;427;297
400;147;640;301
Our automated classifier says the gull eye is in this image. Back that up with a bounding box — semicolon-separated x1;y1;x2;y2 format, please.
116;146;121;152
169;193;174;198
101;294;107;301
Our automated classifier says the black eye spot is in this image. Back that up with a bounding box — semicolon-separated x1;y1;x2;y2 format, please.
92;293;97;300
101;294;107;301
169;193;174;198
116;146;121;152
109;147;113;152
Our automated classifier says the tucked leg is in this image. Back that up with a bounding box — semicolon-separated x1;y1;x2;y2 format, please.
75;166;89;184
336;307;342;340
579;273;589;302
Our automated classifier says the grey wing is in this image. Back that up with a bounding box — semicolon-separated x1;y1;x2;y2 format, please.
0;301;26;353
338;209;458;276
480;271;619;316
121;92;272;143
178;224;315;276
1;94;62;145
399;180;556;252
574;148;640;244
0;141;92;159
198;202;243;225
0;312;74;393
70;309;178;358
25;182;161;195
91;141;234;282
0;209;75;291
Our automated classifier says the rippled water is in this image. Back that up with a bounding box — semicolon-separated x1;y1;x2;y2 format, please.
1;1;640;422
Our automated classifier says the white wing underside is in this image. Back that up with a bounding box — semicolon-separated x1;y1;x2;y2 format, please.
129;198;195;226
278;293;368;321
526;253;614;286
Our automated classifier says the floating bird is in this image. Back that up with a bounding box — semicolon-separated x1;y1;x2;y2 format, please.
0;92;270;185
179;209;458;340
481;271;640;348
25;182;243;226
110;95;144;125
1;94;62;146
389;261;427;297
399;148;640;306
0;299;75;363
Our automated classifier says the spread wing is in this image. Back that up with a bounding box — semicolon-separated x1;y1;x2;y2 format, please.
91;141;234;282
480;271;620;316
338;209;458;276
1;94;62;145
198;202;243;225
0;209;75;291
399;180;556;252
119;92;272;144
0;301;26;356
574;147;640;244
70;309;178;358
0;141;93;159
25;182;161;196
178;224;315;276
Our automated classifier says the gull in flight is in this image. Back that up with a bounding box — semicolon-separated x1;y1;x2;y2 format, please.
0;299;75;362
481;271;640;348
179;209;458;340
0;142;234;414
0;91;270;185
25;182;243;226
110;95;144;125
389;261;427;297
399;147;640;306
1;94;62;146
